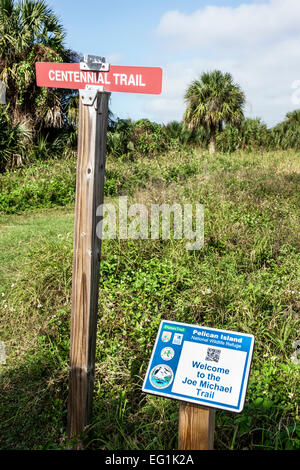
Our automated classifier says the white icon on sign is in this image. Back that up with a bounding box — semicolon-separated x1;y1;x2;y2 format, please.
172;333;183;345
161;347;175;361
150;364;174;389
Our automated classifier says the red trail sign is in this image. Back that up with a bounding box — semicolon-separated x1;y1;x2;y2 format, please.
35;62;162;94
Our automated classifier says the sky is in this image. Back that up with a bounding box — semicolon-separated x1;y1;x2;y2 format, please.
47;0;300;128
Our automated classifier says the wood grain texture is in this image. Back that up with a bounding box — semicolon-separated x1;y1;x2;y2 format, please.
178;402;216;450
67;91;110;441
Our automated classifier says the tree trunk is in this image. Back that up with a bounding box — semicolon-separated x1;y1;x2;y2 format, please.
209;125;216;154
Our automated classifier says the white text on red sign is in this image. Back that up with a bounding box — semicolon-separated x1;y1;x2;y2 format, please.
36;62;162;94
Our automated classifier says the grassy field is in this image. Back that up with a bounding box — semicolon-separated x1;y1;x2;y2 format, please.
0;148;299;450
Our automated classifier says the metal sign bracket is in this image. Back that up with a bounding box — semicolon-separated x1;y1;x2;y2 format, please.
79;85;104;106
80;54;110;72
79;54;110;106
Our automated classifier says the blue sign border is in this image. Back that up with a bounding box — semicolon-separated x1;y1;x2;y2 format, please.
142;320;255;413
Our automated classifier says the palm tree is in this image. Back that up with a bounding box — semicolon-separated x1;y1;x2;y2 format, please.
271;109;300;150
0;0;75;131
285;109;300;125
184;70;245;154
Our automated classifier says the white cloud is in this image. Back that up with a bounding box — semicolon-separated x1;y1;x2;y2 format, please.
156;0;300;50
147;0;300;126
144;97;183;122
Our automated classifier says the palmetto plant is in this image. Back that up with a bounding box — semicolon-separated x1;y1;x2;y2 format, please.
0;106;30;171
0;0;75;132
163;120;192;145
184;70;245;154
271;109;300;150
163;120;209;147
217;118;270;153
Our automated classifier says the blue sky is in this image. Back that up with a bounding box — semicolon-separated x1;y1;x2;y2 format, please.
48;0;300;127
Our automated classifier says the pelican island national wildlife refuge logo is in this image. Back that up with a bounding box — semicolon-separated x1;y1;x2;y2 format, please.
150;364;174;389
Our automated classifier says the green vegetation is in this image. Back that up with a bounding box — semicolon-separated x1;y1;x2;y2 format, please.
216;117;270;153
0;0;74;130
106;118;177;159
0;157;76;213
271;110;300;150
0;0;78;176
0;148;299;450
0;107;29;172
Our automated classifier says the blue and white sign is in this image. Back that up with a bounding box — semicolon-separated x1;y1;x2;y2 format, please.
142;320;255;413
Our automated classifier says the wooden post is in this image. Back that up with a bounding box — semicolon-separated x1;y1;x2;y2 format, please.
178;402;216;450
67;90;110;443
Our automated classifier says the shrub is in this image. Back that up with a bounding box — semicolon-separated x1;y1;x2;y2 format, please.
217;118;270;153
163;120;209;148
0;160;77;213
107;118;176;158
106;119;134;158
270;110;300;150
130;119;174;156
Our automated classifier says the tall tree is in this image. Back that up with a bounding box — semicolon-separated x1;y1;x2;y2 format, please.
184;70;245;154
0;0;76;131
271;109;300;150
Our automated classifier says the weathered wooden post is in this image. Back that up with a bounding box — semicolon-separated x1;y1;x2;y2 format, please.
178;403;215;450
67;83;110;442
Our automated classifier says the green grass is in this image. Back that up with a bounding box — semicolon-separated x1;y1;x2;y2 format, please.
0;148;299;450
